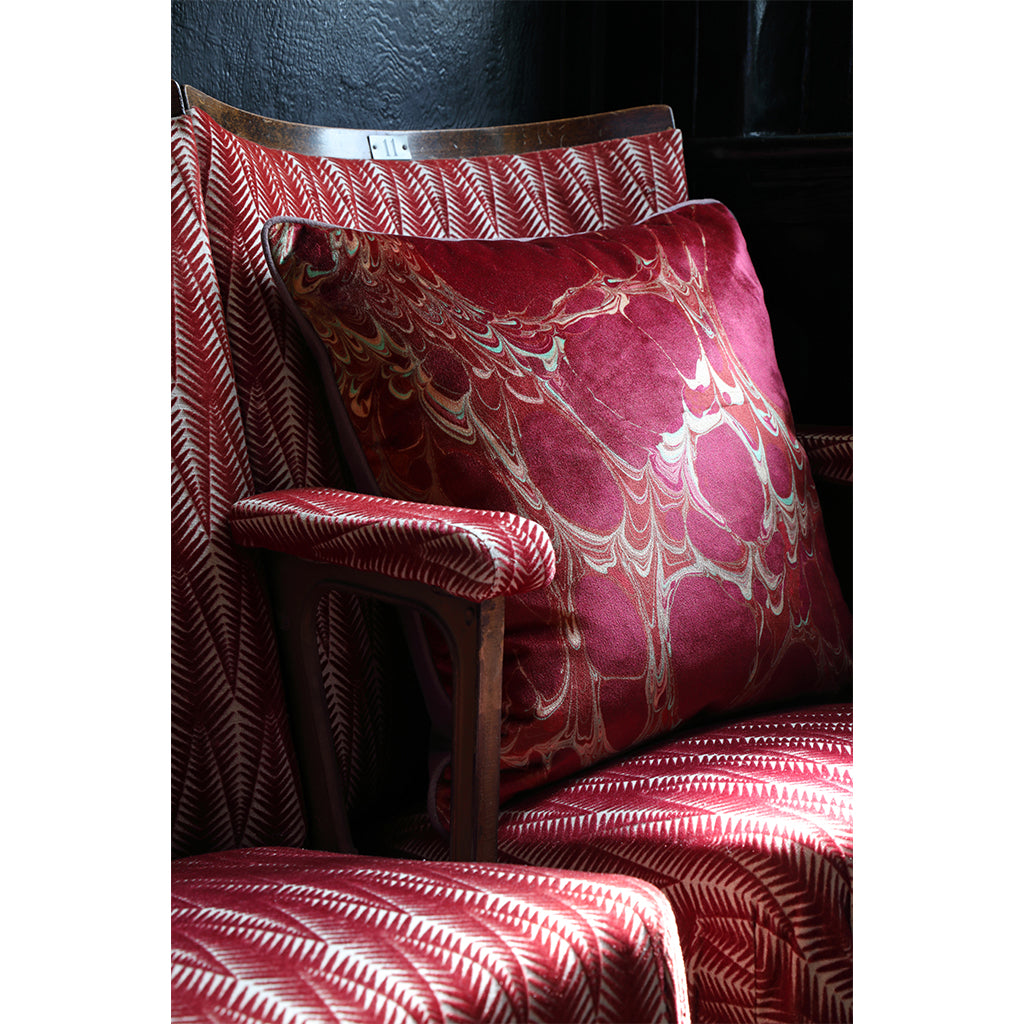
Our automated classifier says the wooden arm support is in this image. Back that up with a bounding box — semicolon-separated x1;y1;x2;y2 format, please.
264;551;503;862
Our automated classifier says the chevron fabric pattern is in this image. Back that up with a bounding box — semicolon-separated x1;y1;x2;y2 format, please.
172;114;306;857
172;107;690;856
230;488;557;603
172;104;854;1023
172;848;690;1023
796;429;853;486
193;105;689;500
384;702;853;1024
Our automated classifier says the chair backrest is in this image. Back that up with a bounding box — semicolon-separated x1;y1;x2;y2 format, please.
170;81;691;858
175;82;674;159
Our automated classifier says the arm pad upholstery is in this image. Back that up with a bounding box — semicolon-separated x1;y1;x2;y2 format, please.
230;488;556;603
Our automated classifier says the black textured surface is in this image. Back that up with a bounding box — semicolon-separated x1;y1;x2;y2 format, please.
171;1;852;137
171;0;561;129
685;135;853;427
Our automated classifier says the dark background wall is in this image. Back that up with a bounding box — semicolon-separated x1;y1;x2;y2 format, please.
172;0;852;596
172;0;561;131
171;0;850;139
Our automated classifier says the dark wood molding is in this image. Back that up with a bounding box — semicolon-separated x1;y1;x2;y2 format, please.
174;81;674;160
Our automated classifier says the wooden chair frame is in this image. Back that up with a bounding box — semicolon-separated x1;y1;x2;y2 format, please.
173;80;673;160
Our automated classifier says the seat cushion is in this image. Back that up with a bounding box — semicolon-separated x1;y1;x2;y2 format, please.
382;702;853;1024
171;847;689;1023
264;202;852;811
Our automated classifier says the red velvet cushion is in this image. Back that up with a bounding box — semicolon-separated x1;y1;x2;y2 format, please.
264;201;852;807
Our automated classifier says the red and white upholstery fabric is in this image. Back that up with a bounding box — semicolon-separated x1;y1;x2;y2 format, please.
230;488;556;602
172;848;690;1023
172;106;690;857
384;703;853;1024
172;115;306;856
172;102;853;1022
797;428;853;486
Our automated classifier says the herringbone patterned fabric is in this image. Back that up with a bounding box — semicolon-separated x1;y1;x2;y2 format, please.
172;848;690;1023
230;488;557;602
797;429;853;486
172;105;853;1023
172;114;305;856
172;107;690;856
384;702;853;1024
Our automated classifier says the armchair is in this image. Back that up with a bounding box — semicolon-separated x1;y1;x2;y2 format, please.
173;82;852;1023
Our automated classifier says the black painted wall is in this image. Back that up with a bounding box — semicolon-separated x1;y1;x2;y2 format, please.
171;1;851;139
172;0;562;130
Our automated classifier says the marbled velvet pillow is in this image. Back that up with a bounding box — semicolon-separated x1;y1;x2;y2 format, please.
264;201;852;807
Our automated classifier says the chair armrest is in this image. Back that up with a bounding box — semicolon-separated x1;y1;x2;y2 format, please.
229;487;556;601
796;426;853;485
229;488;555;861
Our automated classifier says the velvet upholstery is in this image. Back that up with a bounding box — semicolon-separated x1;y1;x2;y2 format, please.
172;106;696;1024
383;702;853;1024
230;488;556;603
263;203;852;810
172;848;689;1023
172;98;853;1023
